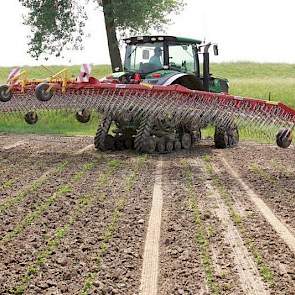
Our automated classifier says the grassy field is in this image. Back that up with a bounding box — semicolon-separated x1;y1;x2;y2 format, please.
0;63;294;137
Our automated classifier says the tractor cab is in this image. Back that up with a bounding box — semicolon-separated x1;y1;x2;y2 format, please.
123;35;228;93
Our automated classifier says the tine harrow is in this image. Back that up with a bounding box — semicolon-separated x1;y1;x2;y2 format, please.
0;74;294;149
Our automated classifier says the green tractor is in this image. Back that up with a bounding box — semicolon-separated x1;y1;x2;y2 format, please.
94;35;238;153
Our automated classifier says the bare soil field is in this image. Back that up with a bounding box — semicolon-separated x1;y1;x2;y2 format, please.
0;134;294;294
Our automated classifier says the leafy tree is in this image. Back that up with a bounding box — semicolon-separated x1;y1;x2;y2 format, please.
19;0;184;70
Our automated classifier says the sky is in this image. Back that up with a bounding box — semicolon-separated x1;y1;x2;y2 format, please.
0;0;295;66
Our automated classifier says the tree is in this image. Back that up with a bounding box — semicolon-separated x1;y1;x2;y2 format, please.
19;0;184;71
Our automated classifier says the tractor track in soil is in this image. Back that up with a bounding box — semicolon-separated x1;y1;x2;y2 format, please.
202;146;295;294
219;143;295;229
0;134;294;294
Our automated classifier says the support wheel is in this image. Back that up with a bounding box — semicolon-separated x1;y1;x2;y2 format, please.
0;85;12;102
276;129;292;148
94;115;113;151
35;83;54;102
76;109;91;123
24;111;38;125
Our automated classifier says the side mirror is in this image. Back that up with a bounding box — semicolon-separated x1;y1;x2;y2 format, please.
213;44;219;56
142;50;150;60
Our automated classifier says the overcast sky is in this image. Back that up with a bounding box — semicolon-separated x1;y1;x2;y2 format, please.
1;0;295;66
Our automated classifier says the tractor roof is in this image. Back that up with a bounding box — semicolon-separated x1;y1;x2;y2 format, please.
124;35;202;45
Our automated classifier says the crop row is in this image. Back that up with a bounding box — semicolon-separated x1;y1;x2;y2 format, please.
203;156;274;285
10;158;122;294
81;155;147;294
0;162;94;245
0;161;68;215
181;159;220;294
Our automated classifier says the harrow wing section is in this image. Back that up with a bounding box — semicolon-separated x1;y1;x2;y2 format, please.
0;79;294;148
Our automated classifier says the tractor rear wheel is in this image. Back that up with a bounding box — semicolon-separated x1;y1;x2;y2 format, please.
94;115;114;151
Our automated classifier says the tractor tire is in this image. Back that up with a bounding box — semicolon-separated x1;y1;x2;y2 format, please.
276;129;292;148
124;137;134;149
94;115;113;151
24;111;38;125
76;109;91;123
114;135;126;150
214;125;239;149
0;85;12;102
35;83;54;102
134;118;153;153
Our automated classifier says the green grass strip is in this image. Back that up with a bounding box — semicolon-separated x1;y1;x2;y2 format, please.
203;157;274;285
0;162;95;245
0;161;68;215
81;155;147;295
181;160;220;295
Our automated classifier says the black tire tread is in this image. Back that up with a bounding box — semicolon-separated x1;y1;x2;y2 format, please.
94;115;112;151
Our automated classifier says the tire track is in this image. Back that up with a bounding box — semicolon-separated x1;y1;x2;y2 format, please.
221;157;295;254
197;158;269;295
1;140;25;150
140;160;163;295
204;152;295;294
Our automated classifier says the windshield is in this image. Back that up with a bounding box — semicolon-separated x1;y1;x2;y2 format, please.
124;42;164;74
168;44;195;73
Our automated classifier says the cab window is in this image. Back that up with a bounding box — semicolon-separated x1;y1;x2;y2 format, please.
168;44;195;73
